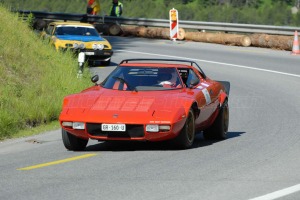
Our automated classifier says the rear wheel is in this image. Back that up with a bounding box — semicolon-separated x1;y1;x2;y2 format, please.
203;100;229;140
62;129;88;151
172;109;195;149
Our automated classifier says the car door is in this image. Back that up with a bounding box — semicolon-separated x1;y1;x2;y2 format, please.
185;68;218;127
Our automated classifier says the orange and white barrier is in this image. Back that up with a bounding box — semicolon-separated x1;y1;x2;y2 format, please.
169;8;179;41
292;30;300;55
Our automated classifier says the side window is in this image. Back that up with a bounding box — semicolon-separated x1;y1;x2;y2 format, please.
178;68;188;85
46;25;54;35
186;69;200;87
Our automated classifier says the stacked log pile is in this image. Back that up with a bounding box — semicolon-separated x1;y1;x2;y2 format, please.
101;24;295;51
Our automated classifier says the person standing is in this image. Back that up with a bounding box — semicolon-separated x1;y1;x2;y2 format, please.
87;0;101;15
110;0;123;17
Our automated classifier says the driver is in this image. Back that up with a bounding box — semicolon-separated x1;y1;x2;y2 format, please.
157;68;182;88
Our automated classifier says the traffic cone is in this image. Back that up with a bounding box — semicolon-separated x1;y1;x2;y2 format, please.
292;30;300;55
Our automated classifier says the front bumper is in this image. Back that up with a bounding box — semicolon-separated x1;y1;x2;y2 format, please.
60;120;186;142
78;49;113;61
60;47;113;60
80;49;113;59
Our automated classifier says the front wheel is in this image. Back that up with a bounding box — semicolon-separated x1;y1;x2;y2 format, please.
62;129;88;151
172;108;195;149
203;100;229;140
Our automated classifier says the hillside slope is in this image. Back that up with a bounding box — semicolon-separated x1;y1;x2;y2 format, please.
0;5;91;140
2;0;300;26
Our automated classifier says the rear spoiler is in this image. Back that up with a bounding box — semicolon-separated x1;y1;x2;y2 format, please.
217;81;230;95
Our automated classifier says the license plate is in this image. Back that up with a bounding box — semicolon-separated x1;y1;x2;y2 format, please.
85;52;95;55
101;124;126;132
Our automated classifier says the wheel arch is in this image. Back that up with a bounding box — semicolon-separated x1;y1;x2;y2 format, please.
191;101;200;119
218;91;228;109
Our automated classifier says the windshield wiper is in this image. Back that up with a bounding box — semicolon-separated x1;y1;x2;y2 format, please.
112;76;137;92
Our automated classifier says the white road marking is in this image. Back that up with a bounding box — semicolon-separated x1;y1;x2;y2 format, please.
116;42;300;200
249;184;300;200
116;50;300;78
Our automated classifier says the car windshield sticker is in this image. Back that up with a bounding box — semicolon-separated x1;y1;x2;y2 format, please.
56;25;94;28
56;35;104;42
202;88;211;105
201;82;210;87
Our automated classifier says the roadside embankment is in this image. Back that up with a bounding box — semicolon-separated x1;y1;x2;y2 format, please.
0;6;91;140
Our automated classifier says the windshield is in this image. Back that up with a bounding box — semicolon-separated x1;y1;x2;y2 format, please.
102;66;183;91
55;26;99;36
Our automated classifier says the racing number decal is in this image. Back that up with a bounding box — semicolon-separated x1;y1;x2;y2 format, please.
202;88;211;105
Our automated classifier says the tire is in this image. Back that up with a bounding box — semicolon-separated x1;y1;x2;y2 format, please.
62;129;88;151
203;100;229;140
172;109;195;149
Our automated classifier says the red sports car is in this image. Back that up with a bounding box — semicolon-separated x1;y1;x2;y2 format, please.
59;59;229;150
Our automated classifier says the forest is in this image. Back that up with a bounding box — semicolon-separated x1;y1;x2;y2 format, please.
1;0;300;26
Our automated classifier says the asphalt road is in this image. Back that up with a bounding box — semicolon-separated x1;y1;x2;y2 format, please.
1;37;300;200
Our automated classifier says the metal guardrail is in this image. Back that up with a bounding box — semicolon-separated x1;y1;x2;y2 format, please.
17;10;300;36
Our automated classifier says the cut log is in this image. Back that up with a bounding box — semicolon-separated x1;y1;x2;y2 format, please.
249;34;293;50
122;26;185;40
185;32;251;47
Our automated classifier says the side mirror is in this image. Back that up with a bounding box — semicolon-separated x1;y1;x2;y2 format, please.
91;75;99;84
189;79;200;88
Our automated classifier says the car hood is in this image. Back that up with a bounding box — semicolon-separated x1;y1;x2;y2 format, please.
56;35;105;42
60;89;191;124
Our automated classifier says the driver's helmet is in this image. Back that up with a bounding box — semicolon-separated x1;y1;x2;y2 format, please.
157;68;179;87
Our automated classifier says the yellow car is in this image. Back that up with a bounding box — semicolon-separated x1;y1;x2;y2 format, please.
41;22;113;66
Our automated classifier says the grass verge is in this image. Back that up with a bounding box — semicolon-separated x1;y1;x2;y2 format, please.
0;5;91;140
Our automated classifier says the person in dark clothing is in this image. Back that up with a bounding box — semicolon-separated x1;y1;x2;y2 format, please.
110;0;123;17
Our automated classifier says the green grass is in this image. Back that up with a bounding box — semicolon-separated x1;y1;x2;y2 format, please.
11;121;60;139
0;5;91;140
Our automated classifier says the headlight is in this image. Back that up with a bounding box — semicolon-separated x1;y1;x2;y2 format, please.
146;125;159;132
97;44;104;50
79;43;85;49
146;124;171;132
72;122;85;130
159;125;171;131
92;44;97;50
62;121;72;127
61;122;85;130
73;43;79;49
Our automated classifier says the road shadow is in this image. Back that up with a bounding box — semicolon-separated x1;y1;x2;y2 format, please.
84;131;245;152
105;36;139;51
191;131;245;149
88;63;116;68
